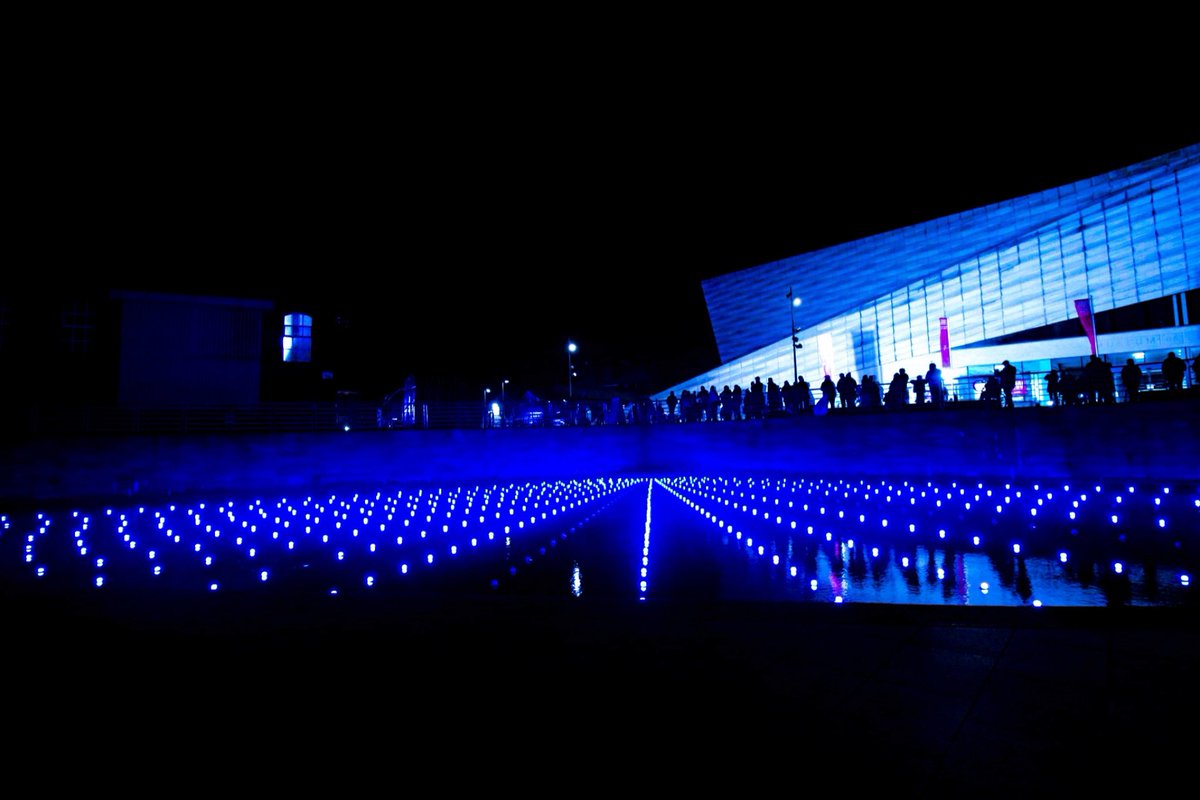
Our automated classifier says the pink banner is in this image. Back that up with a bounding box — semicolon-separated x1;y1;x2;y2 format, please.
1074;299;1096;355
939;318;951;368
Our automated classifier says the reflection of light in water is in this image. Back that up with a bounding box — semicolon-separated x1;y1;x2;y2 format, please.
8;475;1197;609
571;561;582;597
639;482;653;601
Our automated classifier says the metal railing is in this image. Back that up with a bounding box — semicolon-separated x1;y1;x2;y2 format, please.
4;365;1197;438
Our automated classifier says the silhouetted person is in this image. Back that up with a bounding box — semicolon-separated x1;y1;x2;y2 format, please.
837;372;857;409
795;374;811;412
707;385;720;422
747;377;765;420
860;375;882;408
1193;354;1200;389
691;388;705;424
1083;355;1108;404
820;374;836;410
885;371;908;409
1163;351;1185;393
1099;358;1116;404
982;372;1002;406
1045;368;1060;406
666;390;678;421
1121;358;1143;403
1058;369;1077;406
999;360;1017;408
912;373;927;404
766;377;782;416
926;363;944;408
731;385;743;421
720;385;733;420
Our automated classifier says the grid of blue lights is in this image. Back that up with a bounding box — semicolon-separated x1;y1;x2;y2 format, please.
657;476;1197;607
3;476;1196;608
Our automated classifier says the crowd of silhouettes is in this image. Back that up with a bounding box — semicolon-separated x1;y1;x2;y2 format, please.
1044;352;1198;406
497;352;1198;427
656;362;958;421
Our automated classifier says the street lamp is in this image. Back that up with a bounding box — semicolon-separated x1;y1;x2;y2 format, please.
500;379;509;427
567;340;577;398
482;386;492;429
788;287;802;385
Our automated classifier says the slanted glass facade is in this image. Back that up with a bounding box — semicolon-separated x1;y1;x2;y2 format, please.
656;145;1200;406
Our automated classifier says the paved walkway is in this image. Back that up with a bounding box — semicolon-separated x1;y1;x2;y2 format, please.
7;591;1198;793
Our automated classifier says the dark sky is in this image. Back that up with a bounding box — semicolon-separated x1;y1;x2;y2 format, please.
29;53;1199;399
126;130;1200;399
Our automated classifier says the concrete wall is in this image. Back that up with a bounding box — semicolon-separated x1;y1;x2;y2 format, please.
2;399;1197;508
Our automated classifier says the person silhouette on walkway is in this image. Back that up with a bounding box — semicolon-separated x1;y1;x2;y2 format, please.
1163;351;1185;393
1046;367;1060;406
666;390;678;421
912;372;927;404
926;363;945;408
1058;368;1077;406
837;372;857;409
766;378;782;416
999;360;1017;408
820;374;836;409
982;371;1002;406
747;377;765;420
1121;358;1143;403
795;374;812;412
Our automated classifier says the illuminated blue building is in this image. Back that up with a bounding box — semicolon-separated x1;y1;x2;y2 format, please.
656;144;1200;404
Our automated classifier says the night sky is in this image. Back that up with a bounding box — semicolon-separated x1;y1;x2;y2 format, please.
32;61;1199;400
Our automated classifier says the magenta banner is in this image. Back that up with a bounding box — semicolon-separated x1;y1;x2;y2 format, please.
1074;298;1097;355
939;317;951;368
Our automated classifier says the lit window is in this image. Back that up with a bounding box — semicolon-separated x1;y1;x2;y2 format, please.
282;313;312;363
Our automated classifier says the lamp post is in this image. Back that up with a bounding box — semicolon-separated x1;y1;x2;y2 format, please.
788;287;802;385
500;379;509;427
482;387;491;429
567;340;577;398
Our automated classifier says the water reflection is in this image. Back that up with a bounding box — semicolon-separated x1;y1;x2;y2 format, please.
1;475;1196;609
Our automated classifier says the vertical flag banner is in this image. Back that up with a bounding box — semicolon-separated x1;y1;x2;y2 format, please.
1074;298;1097;355
939;317;951;368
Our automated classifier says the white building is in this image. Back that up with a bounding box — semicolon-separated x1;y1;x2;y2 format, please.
656;144;1200;406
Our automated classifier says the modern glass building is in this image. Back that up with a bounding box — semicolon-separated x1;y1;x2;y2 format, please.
655;144;1200;406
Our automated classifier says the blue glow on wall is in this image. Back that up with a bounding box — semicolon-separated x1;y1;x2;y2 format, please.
665;145;1199;398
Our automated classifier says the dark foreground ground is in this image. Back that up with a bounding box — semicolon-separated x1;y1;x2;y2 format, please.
6;587;1198;795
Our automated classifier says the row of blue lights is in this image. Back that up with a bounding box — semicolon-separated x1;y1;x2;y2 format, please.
4;475;1196;607
4;478;639;596
654;476;1197;606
